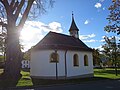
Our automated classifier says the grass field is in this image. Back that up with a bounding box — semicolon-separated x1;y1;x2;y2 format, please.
17;68;120;86
0;68;120;87
0;69;33;86
94;68;120;79
17;70;33;86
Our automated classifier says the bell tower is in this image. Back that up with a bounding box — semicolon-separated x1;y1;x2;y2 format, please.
69;13;79;38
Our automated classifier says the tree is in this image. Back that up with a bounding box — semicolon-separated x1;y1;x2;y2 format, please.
102;36;120;76
0;26;7;64
92;49;101;66
23;49;31;60
104;0;120;35
0;0;54;87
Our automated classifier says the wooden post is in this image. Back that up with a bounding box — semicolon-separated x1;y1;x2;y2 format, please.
64;50;67;79
55;50;58;80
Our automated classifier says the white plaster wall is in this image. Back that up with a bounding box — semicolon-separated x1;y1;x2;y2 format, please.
66;51;93;77
30;50;93;78
30;50;65;77
57;50;65;76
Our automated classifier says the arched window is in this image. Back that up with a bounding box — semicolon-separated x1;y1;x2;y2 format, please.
50;52;59;63
73;54;79;66
84;55;88;66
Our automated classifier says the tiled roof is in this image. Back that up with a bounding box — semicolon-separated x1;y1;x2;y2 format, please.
32;31;92;52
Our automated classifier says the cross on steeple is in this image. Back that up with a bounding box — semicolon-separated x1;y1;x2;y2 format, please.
72;11;74;17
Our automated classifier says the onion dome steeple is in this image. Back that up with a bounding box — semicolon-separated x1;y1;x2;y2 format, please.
69;12;79;38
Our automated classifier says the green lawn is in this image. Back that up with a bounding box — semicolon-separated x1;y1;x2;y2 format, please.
0;68;120;87
17;70;33;86
94;68;120;79
0;69;33;87
17;68;120;86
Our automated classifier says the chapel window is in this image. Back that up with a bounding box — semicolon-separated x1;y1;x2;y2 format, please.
73;54;79;67
84;55;88;66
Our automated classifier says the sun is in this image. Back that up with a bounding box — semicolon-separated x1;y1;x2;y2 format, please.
20;27;35;41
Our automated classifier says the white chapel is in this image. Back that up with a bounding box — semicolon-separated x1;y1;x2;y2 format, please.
30;14;94;80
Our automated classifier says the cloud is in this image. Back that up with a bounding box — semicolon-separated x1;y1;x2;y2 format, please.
100;39;105;42
22;21;63;33
79;33;98;43
94;45;104;51
48;22;63;33
79;34;96;40
60;16;64;18
83;39;98;43
94;3;102;8
20;21;63;51
115;36;120;41
102;7;105;10
102;36;105;39
99;0;105;2
84;20;90;25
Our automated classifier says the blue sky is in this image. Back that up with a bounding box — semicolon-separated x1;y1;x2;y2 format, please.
20;0;119;51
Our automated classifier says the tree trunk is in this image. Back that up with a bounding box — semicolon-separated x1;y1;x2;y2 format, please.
0;26;22;87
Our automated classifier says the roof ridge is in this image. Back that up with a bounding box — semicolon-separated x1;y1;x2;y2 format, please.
32;31;92;52
49;31;70;37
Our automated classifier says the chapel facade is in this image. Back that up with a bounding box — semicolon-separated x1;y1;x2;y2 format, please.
30;14;93;81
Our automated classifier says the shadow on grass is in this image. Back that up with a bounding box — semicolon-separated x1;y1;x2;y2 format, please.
21;68;30;72
31;77;110;86
32;68;120;86
1;68;120;88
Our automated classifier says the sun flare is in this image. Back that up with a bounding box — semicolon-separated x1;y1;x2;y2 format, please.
20;26;36;41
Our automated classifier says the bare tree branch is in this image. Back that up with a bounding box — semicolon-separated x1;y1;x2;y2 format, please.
12;1;19;13
14;0;25;22
17;0;34;30
0;0;9;14
10;0;15;8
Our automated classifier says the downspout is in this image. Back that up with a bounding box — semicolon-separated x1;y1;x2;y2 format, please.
64;50;67;79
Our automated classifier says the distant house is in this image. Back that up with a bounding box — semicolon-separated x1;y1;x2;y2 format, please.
30;14;93;80
21;60;30;68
